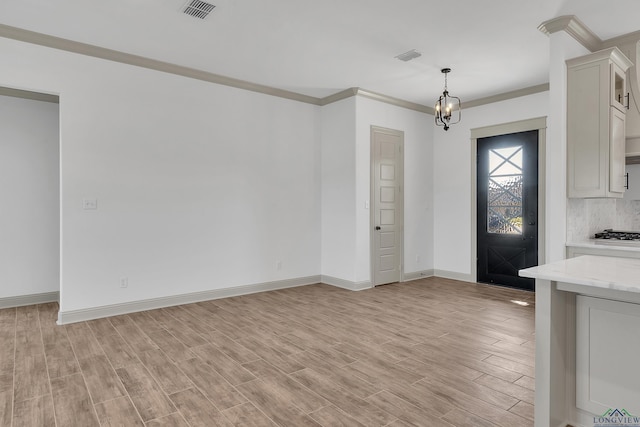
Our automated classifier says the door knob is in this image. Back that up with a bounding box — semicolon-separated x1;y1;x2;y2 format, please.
375;226;381;230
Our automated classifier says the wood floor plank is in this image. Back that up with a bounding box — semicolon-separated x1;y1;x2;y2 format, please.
161;317;209;348
116;362;175;422
169;387;234;427
208;331;261;364
236;337;305;374
413;379;532;427
41;326;80;379
65;322;104;359
13;395;56;427
146;412;190;426
423;371;520;411
138;349;193;394
13;354;49;403
291;368;396;427
483;355;535;378
515;375;535;391
86;318;118;337
0;371;11;395
292;351;380;399
191;344;256;385
50;373;99;427
146;329;196;362
95;332;139;369
441;407;501;427
0;390;11;427
235;379;322;427
110;317;158;354
474;374;535;405
366;390;453;427
222;402;277;427
79;354;126;403
177;358;245;410
509;401;534;421
308;405;367;427
94;396;145;426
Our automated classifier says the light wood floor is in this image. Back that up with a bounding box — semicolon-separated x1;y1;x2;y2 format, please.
0;277;536;427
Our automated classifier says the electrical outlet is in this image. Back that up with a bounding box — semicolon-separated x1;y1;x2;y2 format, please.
120;277;128;288
276;261;282;271
416;255;420;263
82;199;98;210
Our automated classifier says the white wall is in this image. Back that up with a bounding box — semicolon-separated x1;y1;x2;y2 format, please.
320;97;357;281
547;32;590;262
355;97;433;282
0;95;59;298
433;92;549;278
0;37;321;315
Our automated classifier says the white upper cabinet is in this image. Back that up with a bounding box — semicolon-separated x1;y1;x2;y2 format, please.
567;47;633;198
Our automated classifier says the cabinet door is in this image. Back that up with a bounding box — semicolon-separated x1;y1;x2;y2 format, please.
576;296;640;416
567;62;609;198
611;62;627;112
610;107;626;193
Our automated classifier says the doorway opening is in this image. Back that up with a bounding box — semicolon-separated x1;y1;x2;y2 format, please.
0;87;60;307
471;117;546;291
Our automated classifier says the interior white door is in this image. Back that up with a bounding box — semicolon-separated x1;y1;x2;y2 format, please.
371;126;403;286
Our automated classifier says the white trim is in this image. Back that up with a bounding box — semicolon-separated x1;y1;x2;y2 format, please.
539;15;640;54
462;84;549;110
433;270;475;283
320;275;372;291
57;276;321;324
538;15;602;52
0;291;59;309
402;270;434;281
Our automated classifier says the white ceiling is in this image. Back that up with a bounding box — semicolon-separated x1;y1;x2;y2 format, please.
1;0;639;105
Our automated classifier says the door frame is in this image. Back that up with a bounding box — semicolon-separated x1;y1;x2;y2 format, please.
370;125;404;286
470;117;546;285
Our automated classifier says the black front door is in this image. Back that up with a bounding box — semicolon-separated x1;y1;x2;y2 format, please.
477;130;538;290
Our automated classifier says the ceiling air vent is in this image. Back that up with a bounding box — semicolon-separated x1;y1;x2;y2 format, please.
182;0;216;19
395;49;422;62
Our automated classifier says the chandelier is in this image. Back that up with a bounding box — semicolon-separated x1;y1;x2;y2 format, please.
434;68;461;131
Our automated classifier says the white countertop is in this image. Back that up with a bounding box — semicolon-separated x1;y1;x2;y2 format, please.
566;240;640;252
519;255;640;294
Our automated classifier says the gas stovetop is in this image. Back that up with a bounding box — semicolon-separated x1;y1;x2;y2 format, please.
593;229;640;245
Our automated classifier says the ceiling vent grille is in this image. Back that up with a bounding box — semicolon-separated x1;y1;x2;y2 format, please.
182;0;216;19
395;49;422;62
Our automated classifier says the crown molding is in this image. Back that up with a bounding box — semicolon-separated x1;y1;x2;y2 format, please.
318;87;359;106
0;86;58;103
539;14;640;53
601;30;640;49
0;23;551;116
0;23;321;106
354;88;433;114
538;15;602;52
461;83;550;110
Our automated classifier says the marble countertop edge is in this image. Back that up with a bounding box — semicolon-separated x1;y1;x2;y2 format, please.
519;255;640;293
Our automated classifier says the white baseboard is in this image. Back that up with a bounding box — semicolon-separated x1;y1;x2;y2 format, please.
57;275;321;325
402;269;435;281
320;275;371;291
433;269;475;283
0;291;59;309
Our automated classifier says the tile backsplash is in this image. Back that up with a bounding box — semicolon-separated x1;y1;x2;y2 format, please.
566;198;640;242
